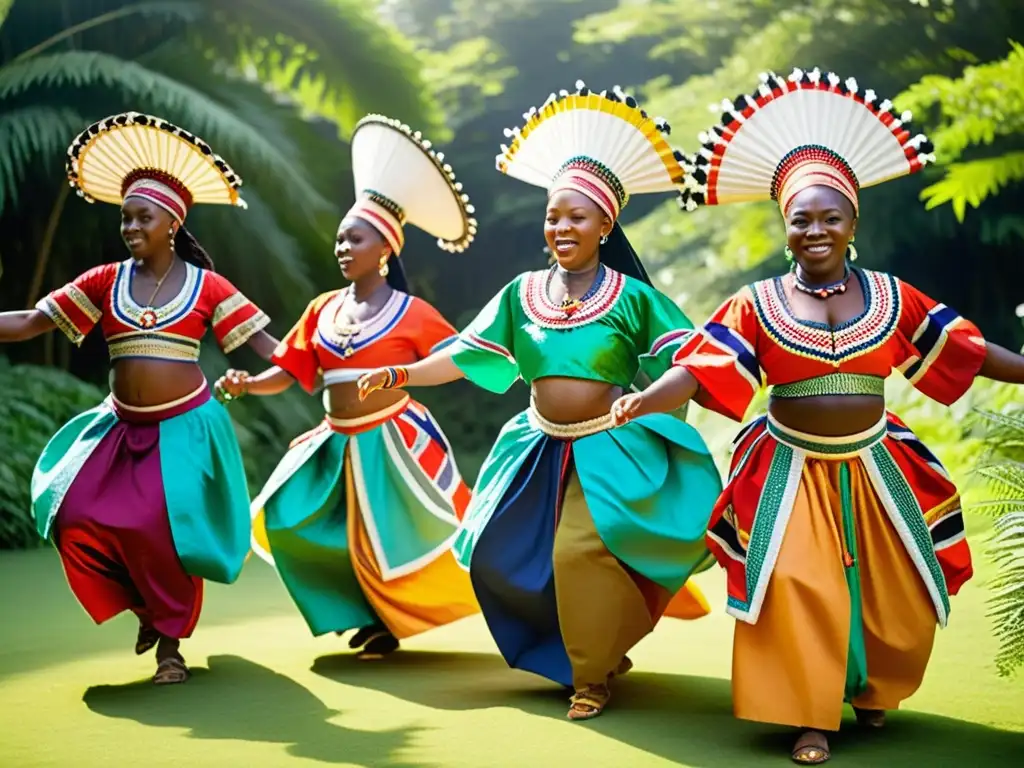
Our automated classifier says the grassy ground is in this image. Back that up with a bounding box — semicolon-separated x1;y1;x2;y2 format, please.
2;524;1022;768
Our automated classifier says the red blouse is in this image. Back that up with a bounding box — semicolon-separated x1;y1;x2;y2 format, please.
271;287;458;394
673;268;987;421
36;260;269;362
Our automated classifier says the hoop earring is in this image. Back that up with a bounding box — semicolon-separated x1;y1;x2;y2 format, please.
378;253;390;277
600;234;609;245
784;245;794;262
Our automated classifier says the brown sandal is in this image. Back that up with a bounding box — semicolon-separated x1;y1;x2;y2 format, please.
854;707;886;728
567;684;610;721
153;657;190;685
791;730;830;764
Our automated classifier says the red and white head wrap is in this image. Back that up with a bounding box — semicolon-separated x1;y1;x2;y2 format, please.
345;115;476;256
496;81;684;223
677;68;935;216
121;169;194;224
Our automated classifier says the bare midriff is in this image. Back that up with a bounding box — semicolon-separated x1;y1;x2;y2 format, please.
531;376;622;424
326;380;409;420
768;394;885;436
110;360;207;407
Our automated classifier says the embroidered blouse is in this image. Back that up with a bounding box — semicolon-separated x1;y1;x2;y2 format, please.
449;266;695;393
36;260;269;362
673;267;987;421
271;287;458;394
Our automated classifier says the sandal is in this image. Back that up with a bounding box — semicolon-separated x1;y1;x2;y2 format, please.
567;684;611;721
136;625;160;655
791;730;830;764
357;631;400;660
854;707;886;728
152;657;190;686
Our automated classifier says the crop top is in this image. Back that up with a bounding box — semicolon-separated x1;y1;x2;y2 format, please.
271;287;458;393
672;267;988;421
448;266;696;393
36;259;270;362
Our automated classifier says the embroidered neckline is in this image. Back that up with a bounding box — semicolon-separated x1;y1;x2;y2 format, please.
316;287;411;358
752;268;901;363
112;259;203;330
520;266;625;328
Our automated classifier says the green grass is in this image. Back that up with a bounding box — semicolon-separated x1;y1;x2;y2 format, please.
1;525;1022;768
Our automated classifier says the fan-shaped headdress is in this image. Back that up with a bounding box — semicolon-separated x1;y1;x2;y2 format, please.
497;80;686;223
677;67;936;216
66;112;245;223
345;115;476;257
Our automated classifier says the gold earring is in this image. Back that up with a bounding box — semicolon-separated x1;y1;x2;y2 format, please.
847;243;859;262
378;253;390;277
168;227;175;240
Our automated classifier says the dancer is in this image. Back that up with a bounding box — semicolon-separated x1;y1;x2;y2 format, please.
217;115;479;659
610;68;1024;763
0;113;275;684
359;83;722;718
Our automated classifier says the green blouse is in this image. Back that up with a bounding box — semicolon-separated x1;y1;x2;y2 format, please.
450;266;696;394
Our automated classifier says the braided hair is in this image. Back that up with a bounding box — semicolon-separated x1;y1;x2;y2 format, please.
174;226;216;272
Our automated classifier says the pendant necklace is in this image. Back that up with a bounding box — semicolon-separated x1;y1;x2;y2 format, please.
137;259;177;329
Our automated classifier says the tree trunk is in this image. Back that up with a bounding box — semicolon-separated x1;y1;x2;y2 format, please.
26;184;70;309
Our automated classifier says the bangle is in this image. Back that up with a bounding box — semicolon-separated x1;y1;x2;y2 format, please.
382;366;409;390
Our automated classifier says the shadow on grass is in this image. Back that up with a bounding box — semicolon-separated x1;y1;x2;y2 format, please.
312;650;1024;767
83;654;424;767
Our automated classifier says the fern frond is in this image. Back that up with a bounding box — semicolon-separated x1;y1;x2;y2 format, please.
920;152;1024;222
0;105;85;215
0;50;329;213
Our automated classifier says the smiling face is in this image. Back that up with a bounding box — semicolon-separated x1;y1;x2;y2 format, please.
336;216;391;281
121;197;176;260
544;189;612;271
785;185;858;280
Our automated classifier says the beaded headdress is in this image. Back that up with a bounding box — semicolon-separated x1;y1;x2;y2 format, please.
346;115;476;256
677;68;936;216
496;80;686;222
66;112;245;223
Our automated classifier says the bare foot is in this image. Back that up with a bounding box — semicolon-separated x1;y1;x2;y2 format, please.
791;730;830;764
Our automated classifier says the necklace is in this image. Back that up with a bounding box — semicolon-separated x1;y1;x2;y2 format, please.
794;264;851;299
548;263;606;316
137;259;177;329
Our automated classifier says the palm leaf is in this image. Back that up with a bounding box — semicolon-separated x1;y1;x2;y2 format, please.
0;105;85;214
0;0;13;27
0;49;329;213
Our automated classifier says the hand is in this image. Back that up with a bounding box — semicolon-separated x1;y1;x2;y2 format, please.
357;369;390;401
214;369;250;402
610;392;646;426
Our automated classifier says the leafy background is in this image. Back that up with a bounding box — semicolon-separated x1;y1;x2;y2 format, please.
1;0;1022;672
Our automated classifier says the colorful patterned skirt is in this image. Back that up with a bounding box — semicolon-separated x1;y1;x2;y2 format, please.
709;413;972;731
251;395;478;638
31;384;252;638
453;404;722;689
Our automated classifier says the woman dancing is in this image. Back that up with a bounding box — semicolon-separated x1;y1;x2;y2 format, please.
610;69;1024;763
216;116;479;659
360;83;722;718
0;113;276;684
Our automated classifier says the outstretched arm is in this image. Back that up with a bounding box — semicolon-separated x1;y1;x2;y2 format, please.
980;342;1024;385
0;310;56;343
610;366;700;425
358;346;465;400
215;366;295;401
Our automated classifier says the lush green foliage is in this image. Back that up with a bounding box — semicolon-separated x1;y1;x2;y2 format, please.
0;357;103;548
970;405;1024;677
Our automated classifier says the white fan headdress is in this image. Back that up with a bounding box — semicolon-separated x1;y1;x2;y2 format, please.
677;68;936;216
66;112;245;224
496;80;686;221
346;115;476;256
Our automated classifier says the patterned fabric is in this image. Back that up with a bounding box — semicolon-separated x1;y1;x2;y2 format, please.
271;289;457;394
673;268;986;420
36;260;269;357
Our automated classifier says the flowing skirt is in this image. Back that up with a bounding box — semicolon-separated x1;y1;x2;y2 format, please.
31;384;252;637
708;413;972;731
251;396;478;638
453;406;722;688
